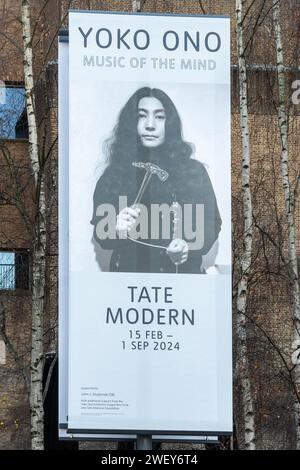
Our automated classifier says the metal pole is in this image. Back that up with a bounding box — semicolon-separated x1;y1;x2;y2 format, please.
136;434;152;450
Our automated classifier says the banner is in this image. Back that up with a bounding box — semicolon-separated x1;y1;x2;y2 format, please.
67;11;231;434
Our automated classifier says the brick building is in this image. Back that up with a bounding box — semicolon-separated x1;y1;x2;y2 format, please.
0;0;300;450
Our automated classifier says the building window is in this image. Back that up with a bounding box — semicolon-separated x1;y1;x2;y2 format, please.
0;84;28;140
0;251;29;290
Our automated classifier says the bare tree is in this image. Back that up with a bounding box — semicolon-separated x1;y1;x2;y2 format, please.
235;0;256;450
272;0;300;449
20;0;47;450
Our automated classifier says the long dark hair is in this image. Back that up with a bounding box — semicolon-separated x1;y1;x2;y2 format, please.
104;87;193;168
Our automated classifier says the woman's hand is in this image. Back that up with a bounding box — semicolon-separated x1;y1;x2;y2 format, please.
166;239;189;265
116;207;140;238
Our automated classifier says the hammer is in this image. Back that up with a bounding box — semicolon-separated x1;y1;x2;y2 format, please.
131;162;169;207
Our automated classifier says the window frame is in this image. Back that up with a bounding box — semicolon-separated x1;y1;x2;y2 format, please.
0;249;30;292
0;81;29;142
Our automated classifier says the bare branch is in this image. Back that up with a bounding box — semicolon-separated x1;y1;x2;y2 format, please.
0;30;23;53
243;0;266;57
43;136;58;165
33;0;72;87
0;144;32;236
31;0;52;40
198;0;206;14
253;214;286;266
242;0;281;58
241;0;257;26
0;302;30;389
244;311;300;404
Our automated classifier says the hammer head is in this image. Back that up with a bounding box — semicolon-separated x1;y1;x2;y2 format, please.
132;161;169;182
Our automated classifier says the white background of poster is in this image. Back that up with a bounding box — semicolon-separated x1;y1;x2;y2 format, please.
67;11;231;433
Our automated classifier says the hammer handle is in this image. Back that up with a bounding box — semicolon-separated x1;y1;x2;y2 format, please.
132;171;152;206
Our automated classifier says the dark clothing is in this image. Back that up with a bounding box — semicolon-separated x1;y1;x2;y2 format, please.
91;157;221;273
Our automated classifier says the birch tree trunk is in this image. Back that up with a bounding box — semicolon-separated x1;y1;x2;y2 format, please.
272;0;300;449
132;1;141;12
235;0;256;450
21;0;46;450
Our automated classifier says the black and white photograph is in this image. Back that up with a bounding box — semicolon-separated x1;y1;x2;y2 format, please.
90;85;223;274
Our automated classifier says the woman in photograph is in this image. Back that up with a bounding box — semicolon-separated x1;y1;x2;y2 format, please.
91;87;221;273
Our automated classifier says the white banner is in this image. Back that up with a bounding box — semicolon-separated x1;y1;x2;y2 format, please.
67;11;231;434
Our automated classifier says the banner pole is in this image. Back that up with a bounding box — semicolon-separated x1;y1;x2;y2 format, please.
136;434;152;450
